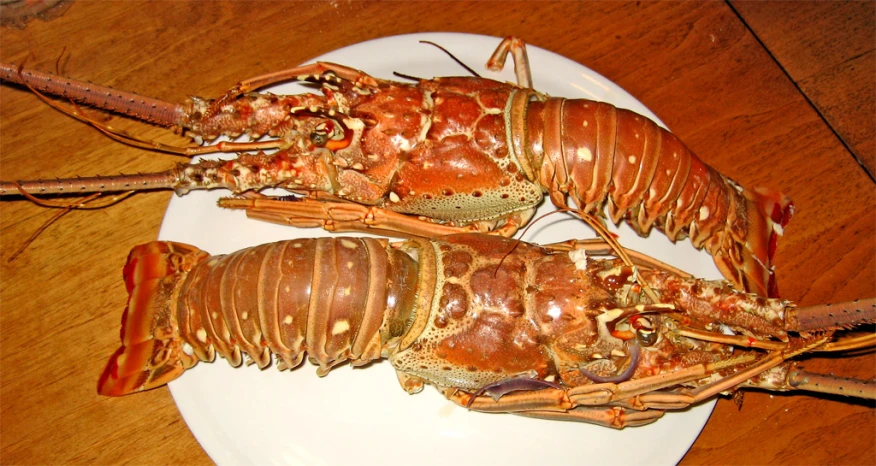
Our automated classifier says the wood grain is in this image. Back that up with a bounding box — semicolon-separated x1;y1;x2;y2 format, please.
1;2;873;465
731;0;876;178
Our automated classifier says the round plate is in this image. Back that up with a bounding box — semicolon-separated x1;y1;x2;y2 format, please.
158;32;720;466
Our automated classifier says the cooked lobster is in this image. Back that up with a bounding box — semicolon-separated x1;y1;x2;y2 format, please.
0;37;793;297
100;233;873;429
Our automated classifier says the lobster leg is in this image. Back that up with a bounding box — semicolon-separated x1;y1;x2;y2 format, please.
219;196;534;238
447;363;715;425
444;388;665;428
520;407;666;428
486;36;533;88
219;62;380;100
444;386;572;413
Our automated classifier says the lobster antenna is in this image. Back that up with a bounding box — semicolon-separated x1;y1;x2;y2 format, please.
13;62;198;156
418;40;481;78
494;208;575;277
6;184;134;261
19;64;284;157
392;40;482;82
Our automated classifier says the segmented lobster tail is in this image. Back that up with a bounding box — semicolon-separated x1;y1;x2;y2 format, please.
99;237;423;396
97;242;211;396
527;97;794;297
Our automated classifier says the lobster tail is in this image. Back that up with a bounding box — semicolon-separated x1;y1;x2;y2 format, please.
98;242;210;396
712;185;793;297
100;237;423;396
528;98;794;297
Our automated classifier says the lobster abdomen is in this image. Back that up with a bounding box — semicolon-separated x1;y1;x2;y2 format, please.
525;97;794;297
98;238;420;396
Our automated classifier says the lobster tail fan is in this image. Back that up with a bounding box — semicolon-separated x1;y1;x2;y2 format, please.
98;242;210;396
708;184;794;298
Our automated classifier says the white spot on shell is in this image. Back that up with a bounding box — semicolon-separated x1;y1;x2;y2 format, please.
182;343;194;356
196;328;208;343
331;320;350;335
582;120;589;127
340;239;358;249
389;191;401;203
628;156;636;164
576;147;593;162
699;206;710;221
569;249;588;270
773;223;784;236
241;312;248;320
284;315;293;325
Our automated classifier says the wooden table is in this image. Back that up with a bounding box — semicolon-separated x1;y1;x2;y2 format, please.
1;1;873;464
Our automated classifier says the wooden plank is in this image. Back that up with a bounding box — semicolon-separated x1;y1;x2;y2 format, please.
732;0;876;177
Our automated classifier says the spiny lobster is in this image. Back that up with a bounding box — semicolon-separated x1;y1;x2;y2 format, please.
101;232;874;429
0;37;793;298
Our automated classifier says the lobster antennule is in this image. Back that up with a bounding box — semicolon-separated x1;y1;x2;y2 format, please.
98;242;211;396
0;61;186;127
784;298;876;333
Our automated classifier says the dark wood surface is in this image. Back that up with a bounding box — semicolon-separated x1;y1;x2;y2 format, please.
1;1;873;464
731;0;875;180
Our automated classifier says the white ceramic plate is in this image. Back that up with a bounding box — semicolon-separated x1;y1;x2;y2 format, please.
158;33;720;466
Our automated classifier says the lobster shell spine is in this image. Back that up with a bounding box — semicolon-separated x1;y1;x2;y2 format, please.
98;238;420;396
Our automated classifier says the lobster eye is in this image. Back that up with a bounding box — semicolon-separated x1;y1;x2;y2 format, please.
636;328;658;346
631;316;658;346
310;132;329;147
